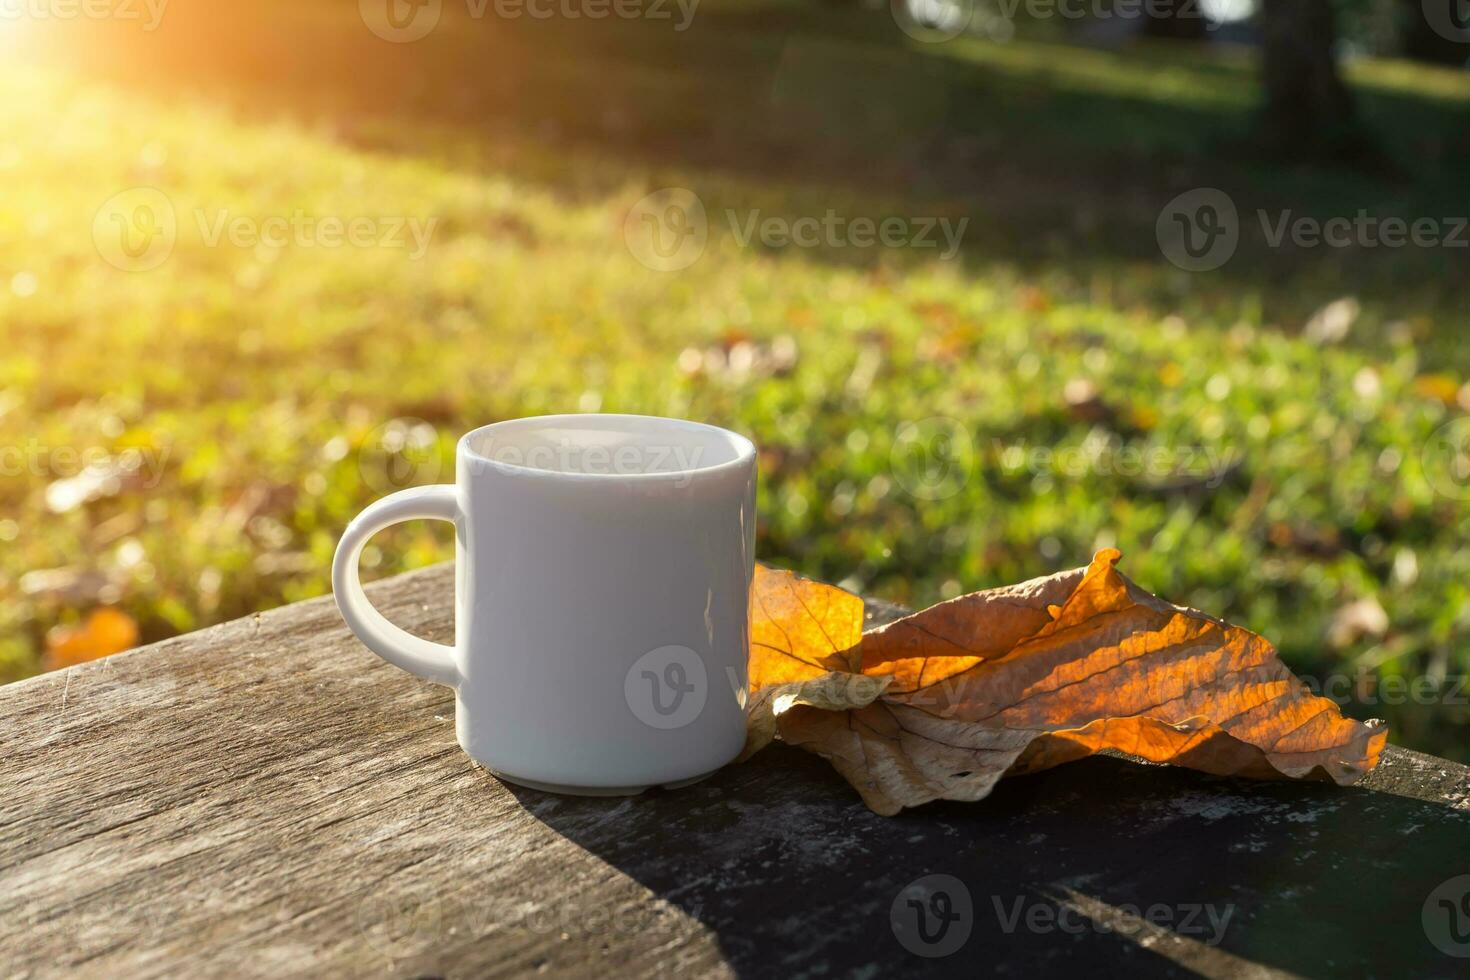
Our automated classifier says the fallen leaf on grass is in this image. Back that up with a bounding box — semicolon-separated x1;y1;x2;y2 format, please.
747;551;1387;815
44;607;139;670
1412;373;1460;407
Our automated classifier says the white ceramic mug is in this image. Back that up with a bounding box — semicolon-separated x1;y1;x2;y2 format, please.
332;414;757;795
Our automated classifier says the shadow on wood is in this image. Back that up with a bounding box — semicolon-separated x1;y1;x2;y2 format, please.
503;742;1470;977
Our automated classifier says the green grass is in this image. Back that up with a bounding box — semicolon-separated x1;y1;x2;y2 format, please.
2;2;1469;758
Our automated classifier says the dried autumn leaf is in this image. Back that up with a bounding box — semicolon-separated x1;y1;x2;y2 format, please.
742;564;874;760
741;671;892;764
858;563;1086;694
748;563;865;688
746;551;1387;815
44;607;140;670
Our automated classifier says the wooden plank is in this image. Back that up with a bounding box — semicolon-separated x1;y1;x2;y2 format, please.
2;563;1468;978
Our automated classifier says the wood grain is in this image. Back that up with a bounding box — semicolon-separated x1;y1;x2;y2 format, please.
2;563;1468;978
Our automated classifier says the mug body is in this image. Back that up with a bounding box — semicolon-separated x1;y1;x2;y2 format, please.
453;415;756;791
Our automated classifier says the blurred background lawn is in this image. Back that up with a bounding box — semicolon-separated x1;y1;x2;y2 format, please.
2;0;1469;757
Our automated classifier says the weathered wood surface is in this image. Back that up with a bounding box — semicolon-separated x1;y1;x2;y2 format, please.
3;563;1469;979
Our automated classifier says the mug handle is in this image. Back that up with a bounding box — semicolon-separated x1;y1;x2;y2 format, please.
332;484;461;688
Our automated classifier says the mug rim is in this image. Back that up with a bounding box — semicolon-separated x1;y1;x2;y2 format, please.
457;413;756;482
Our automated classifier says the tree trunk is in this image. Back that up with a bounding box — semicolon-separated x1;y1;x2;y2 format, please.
1257;0;1359;159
